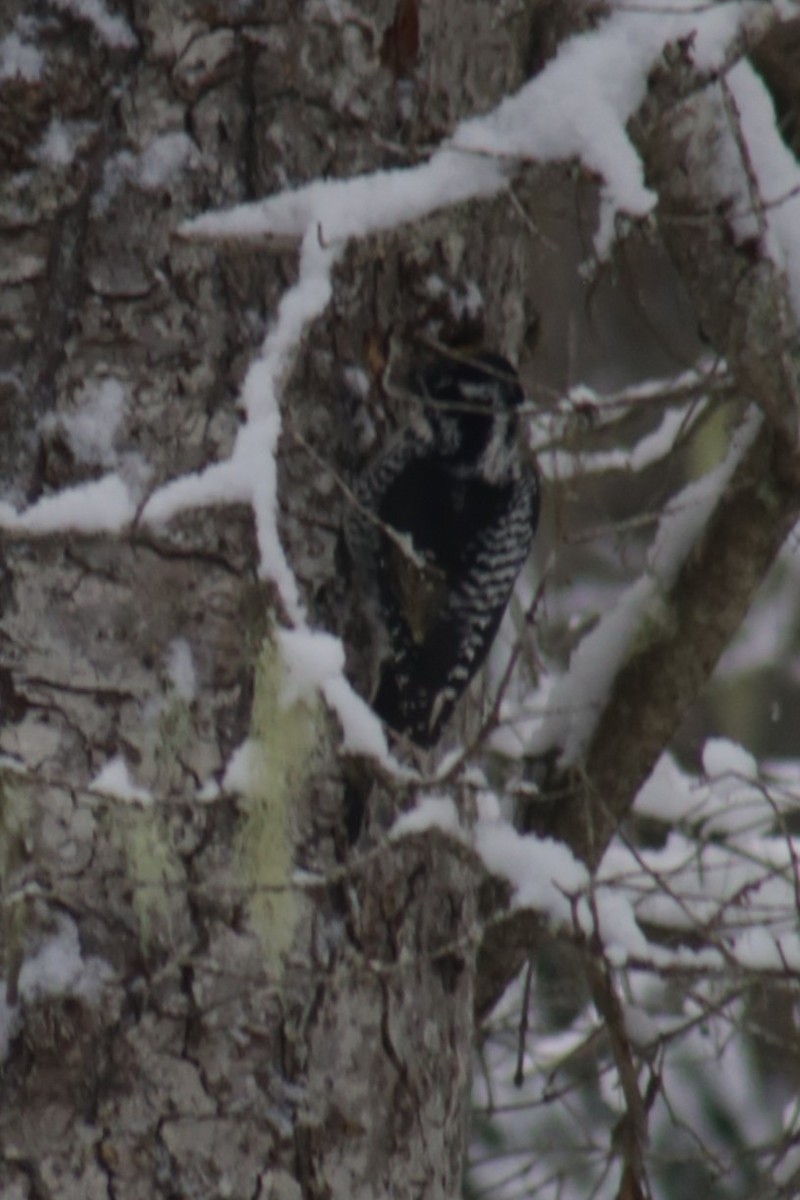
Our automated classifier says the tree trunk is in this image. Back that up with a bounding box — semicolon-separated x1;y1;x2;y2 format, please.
0;2;539;1195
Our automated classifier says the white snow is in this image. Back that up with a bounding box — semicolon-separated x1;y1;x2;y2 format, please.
0;473;136;534
0;6;794;1182
391;797;594;933
343;366;370;398
89;755;152;805
165;638;197;701
196;777;221;802
221;740;253;794
635;752;706;825
0;754;27;776
168;1;767;780
702;737;758;782
35;118;76;166
321;675;390;759
716;573;798;679
723;60;800;319
391;795;464;840
540;403;702;481
90;135;200;216
733;926;800;972
0;10;766;575
33;118;91;168
20;915;111;1000
140;447;253;521
181;150;506;247
0;31;43;81
475;822;588;926
454;1;762;256
599;814;800;973
278;629;391;758
0;916;112;1061
278;628;345;707
650;407;762;581
42;377;126;467
51;0;137;48
137;132;200;190
531;362;727;487
0;384;149;537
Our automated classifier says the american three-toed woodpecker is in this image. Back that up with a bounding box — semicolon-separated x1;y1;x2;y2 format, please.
345;350;539;747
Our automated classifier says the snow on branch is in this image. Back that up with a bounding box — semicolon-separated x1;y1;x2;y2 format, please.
469;737;800;994
181;3;768;257
0;474;137;534
181;151;506;247
525;408;762;765
533;362;727;481
718;57;800;320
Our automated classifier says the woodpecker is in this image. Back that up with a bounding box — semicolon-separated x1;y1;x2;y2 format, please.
345;350;539;747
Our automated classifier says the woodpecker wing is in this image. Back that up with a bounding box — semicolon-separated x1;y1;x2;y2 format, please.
373;458;539;745
343;350;539;747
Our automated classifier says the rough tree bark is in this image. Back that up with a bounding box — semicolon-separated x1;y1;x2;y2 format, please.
0;2;540;1197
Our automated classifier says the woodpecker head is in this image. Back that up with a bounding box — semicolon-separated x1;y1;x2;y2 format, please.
411;351;526;476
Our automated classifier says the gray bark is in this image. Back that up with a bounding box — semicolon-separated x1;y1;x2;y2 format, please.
0;2;539;1196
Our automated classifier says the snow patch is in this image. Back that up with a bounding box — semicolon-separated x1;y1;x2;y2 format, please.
182;150;505;246
51;0;136;48
91;134;200;215
42;377;127;467
183;5;758;262
724;60;800;320
137;132;200;190
221;741;254;794
391;795;464;840
475;822;588;926
35;117;75;166
278;629;391;759
278;629;345;707
90;756;152;805
165;638;197;701
0;916;113;1061
702;737;758;782
0;31;43;81
321;675;390;759
0;473;136;534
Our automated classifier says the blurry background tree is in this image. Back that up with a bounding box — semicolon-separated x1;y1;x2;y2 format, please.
1;2;800;1199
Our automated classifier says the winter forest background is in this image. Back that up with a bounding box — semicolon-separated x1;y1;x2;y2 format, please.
2;1;800;1198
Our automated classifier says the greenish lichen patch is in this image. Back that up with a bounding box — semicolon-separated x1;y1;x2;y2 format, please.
629;591;677;658
119;804;184;951
235;637;318;975
153;693;193;792
0;772;31;1000
0;769;28;887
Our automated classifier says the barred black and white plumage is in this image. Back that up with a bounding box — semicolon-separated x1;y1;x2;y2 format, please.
345;350;539;747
